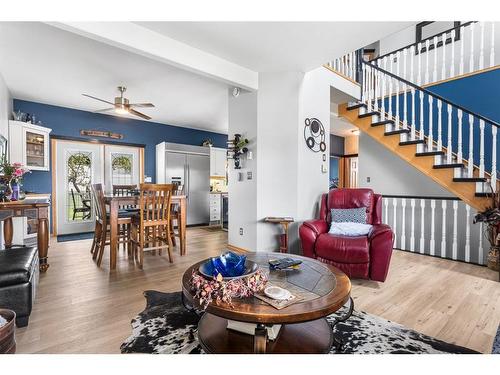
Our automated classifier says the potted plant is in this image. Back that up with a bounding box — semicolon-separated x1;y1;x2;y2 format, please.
473;187;500;271
0;156;30;201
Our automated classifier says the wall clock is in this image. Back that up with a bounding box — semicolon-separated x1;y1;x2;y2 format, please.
304;117;326;153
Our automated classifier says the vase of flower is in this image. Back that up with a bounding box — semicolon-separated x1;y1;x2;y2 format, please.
487;245;500;271
474;188;500;271
0;157;30;202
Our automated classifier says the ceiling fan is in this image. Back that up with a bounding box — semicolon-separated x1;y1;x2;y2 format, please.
82;86;155;120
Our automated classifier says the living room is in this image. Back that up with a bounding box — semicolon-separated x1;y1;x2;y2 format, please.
1;1;499;373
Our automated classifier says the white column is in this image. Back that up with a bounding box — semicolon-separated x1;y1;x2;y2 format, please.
428;96;434;149
403;48;408;81
479;22;485;70
469;23;475;73
430;199;436;256
447;104;453;163
419;199;426;254
440;200;447;257
410;198;416;252
450;29;456;77
479;119;485;177
403;83;408;127
433;36;438;82
395;52;400;124
393;198;398;248
411;88;416;140
490;22;495;68
468;114;474;177
452;200;458;260
465;204;471;262
410;45;415;83
417;43;422;85
437;99;443;150
457;109;463;163
419;91;424;141
460;26;465;75
388;56;393;119
425;39;430;84
441;32;447;80
401;198;406;249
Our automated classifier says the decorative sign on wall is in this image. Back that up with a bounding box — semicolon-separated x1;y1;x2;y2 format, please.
304;118;326;152
80;129;124;140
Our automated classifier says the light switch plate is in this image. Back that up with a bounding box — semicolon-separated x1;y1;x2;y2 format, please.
321;163;327;173
247;171;252;180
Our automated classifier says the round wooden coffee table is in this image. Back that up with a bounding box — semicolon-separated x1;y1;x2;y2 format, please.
181;252;351;354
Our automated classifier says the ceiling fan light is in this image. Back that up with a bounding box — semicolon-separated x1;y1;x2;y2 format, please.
115;106;129;115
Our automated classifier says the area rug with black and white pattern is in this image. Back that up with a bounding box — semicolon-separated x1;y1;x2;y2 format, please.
120;290;479;354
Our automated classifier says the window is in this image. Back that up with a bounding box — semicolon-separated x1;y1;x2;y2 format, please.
111;153;133;185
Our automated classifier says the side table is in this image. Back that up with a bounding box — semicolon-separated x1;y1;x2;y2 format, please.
264;217;294;253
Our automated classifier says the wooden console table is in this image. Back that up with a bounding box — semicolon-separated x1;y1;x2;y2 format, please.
0;199;50;272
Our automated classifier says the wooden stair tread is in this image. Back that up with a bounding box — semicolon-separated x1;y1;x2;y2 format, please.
415;151;445;156
358;111;379;118
433;163;465;169
399;140;425;146
453;177;488;182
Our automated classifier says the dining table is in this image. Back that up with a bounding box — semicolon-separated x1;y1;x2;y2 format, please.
104;194;187;270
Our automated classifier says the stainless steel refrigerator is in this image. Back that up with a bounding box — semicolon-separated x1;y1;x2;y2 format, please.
156;142;210;226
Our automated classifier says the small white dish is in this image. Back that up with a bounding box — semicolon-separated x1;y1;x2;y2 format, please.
264;286;291;300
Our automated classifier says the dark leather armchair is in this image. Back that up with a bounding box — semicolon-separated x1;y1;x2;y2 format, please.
299;188;394;282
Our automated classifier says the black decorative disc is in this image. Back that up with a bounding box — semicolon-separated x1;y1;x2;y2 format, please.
304;117;325;153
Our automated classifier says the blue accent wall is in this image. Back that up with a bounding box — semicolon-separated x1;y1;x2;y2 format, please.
13;99;227;194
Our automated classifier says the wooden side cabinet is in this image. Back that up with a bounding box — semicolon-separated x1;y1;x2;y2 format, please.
9;121;52;171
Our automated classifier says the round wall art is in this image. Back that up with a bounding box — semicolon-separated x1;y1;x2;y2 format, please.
304;117;326;153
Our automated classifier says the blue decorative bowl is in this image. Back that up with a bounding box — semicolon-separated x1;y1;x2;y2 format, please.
199;252;258;280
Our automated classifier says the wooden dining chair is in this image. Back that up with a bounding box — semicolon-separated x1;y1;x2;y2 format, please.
169;184;184;247
113;184;137;196
91;183;134;267
130;183;174;269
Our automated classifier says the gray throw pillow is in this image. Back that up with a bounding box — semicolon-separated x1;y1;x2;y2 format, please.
330;207;367;224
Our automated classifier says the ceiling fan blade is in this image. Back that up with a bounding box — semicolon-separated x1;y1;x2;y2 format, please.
82;94;114;105
129;108;151;120
94;107;116;113
129;103;155;108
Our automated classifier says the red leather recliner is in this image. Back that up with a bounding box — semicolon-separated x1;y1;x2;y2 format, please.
299;188;394;282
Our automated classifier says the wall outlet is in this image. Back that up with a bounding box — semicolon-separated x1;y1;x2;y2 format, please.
239;228;244;236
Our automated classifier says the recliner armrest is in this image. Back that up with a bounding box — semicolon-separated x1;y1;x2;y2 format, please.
299;220;328;259
367;224;394;282
368;224;392;240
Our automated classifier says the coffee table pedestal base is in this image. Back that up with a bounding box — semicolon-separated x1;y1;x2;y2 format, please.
198;313;333;354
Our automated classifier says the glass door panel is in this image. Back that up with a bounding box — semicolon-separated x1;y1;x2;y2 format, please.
25;131;45;168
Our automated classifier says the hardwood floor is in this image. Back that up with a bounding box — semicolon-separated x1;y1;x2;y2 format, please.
15;228;499;354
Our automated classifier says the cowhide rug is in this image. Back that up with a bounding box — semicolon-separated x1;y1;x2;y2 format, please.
120;291;478;354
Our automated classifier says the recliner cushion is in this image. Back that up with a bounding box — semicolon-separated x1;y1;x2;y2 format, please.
0;246;38;287
315;233;369;264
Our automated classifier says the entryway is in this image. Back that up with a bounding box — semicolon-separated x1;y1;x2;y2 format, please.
52;138;143;236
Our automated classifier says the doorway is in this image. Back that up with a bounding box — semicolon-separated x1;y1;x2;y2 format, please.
52;138;144;235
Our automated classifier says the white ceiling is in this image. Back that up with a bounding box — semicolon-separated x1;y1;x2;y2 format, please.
0;21;414;134
135;22;414;72
0;22;230;133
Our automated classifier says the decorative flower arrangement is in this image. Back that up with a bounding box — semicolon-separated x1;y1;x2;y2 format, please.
474;188;500;271
0;156;31;201
190;268;268;309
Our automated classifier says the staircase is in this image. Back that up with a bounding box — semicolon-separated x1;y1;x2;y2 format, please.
338;58;499;211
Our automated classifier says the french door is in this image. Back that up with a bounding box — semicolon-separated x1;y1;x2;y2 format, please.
54;140;142;235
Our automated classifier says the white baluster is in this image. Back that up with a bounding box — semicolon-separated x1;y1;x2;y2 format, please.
419;199;426;254
401;199;406;249
440;200;447;258
437;99;443;150
411;88;416;140
403;83;408;128
469;23;475;73
395;52;400;124
447;104;453;164
492;126;497;192
428;96;434;149
479;119;485;177
417;43;422;85
367;67;372;111
441;32;447;80
384;197;389;224
410;199;415;252
425;39;430;84
403;48;407;80
419;91;424;140
490;23;495;68
465;205;471;262
381;59;386;121
468;114;474;177
457;109;463;163
452;200;458;260
388;56;393;118
479;222;484;264
430;199;436;256
410;45;415;83
393;198;398;248
433;36;438;82
450;29;456;77
460;26;465;75
374;68;379;112
479;22;485;70
361;64;366;103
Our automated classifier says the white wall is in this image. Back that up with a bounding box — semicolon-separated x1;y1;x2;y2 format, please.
358;133;453;197
227;90;258;251
0;72;11;139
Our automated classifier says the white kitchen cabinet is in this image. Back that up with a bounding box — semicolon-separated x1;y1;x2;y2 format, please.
210;147;226;177
209;193;222;225
9;121;52;171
